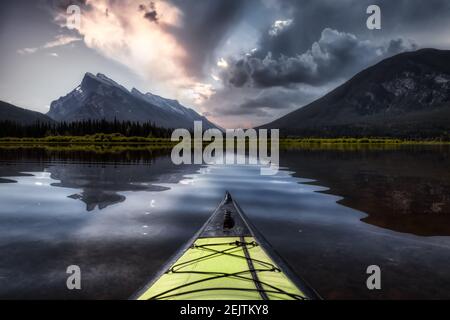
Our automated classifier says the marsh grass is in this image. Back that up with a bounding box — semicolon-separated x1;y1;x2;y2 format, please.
1;134;449;152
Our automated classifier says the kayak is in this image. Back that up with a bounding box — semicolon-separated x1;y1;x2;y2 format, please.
132;192;320;300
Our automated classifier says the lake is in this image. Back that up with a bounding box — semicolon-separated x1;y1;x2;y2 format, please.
0;145;449;299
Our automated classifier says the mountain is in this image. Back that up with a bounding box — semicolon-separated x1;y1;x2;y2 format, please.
261;49;450;138
0;100;54;124
47;73;217;130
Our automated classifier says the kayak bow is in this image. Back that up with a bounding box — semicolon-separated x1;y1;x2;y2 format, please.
132;192;320;300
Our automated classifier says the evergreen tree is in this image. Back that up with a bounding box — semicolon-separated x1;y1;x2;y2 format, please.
0;120;173;138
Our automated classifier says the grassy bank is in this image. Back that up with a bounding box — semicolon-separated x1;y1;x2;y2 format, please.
1;134;449;148
279;137;450;145
0;133;175;145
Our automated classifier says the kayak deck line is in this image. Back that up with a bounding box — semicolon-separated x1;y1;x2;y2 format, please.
139;237;305;300
132;192;321;300
239;235;269;300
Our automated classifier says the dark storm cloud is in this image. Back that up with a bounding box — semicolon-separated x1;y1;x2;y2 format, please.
43;0;450;84
256;0;450;59
168;0;252;78
222;28;417;88
202;0;450;126
218;0;446;89
228;59;250;87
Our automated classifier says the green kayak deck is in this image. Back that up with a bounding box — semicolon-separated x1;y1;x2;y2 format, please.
133;192;319;300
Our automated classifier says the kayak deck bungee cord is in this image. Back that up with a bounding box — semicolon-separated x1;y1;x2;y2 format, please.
132;192;320;300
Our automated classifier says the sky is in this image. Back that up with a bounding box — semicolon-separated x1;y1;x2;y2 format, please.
1;0;450;128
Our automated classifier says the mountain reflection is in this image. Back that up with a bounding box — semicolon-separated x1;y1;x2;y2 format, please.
0;147;201;211
67;192;126;211
280;145;450;236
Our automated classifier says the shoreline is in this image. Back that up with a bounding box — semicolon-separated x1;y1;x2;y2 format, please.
279;138;450;145
0;137;449;146
0;138;449;154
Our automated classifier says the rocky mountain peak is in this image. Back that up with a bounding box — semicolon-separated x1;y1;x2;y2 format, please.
46;73;218;130
261;48;450;138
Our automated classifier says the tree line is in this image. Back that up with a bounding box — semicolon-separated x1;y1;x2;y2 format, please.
0;119;173;138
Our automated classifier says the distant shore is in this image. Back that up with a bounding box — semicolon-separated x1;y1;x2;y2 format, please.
279;137;450;145
0;135;449;148
0;134;174;145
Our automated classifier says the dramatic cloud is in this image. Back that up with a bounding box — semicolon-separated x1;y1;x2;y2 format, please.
221;28;417;88
168;0;250;78
3;0;450;128
47;0;253;108
46;0;441;126
254;0;450;58
51;0;209;104
206;25;417;127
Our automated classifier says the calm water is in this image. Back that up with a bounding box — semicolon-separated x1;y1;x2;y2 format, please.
0;146;449;299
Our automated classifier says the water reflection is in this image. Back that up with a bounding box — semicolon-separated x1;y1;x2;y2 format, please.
280;145;450;236
0;146;449;299
0;147;200;211
49;161;176;211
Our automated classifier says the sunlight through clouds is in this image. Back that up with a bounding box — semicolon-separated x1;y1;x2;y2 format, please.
52;0;214;107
